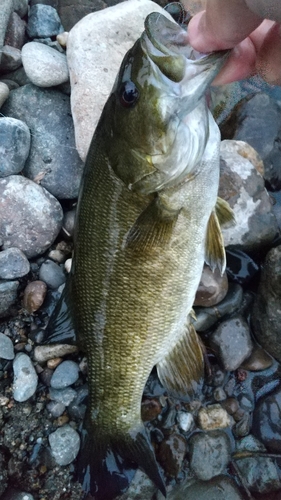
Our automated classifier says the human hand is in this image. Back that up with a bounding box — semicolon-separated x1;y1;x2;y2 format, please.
188;1;281;86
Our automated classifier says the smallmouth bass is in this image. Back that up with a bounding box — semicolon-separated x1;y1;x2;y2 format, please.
45;10;233;500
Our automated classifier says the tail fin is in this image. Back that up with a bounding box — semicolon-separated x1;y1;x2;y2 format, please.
76;419;166;499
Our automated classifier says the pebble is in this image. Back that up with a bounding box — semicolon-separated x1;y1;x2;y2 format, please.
189;430;231;481
0;280;19;317
0;45;22;73
27;5;64;39
157;433;187;478
0;0;14;63
210;315;253;371
46;401;66;418
0;331;14;360
0;248;30;279
4;12;26;50
194;265;228;307
240;344;273;371
22;281;47;313
252;385;281;453
47;357;63;370
2;84;84;199
49;387;77;406
213;387;227;402
177;411;194;432
233;411;251;438
221;398;239;416
141;398;162;421
116;469;156;500
62;208;76;238
0;117;31;176
34;344;78;363
22;42;69;88
48;424;80;466
0;175;63;258
1;491;35;500
13;0;28;18
39;260;66;289
0;81;9;108
64;258;72;273
165;474;244;500
50;360;79;389
13;353;38;402
198;404;231;430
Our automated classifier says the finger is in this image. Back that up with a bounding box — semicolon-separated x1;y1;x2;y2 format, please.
255;22;281;84
212;37;257;85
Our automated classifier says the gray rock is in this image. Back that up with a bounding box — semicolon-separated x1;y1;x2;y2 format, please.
0;45;22;73
0;331;14;359
164;475;244;500
194;265;228;307
1;84;84;199
50;360;79;389
49;386;77;406
27;5;64;39
252;385;281;454
0;280;19;317
0;247;30;279
189;431;231;481
13;0;29;19
0;0;14;66
252;245;281;363
116;469;156;500
4;12;26;50
0;490;35;500
0;81;9;108
22;42;69;88
13;353;38;402
46;400;66;417
0;117;30;176
48;424;80;465
0;175;63;258
210;315;253;371
39;259;66;289
34;344;78;363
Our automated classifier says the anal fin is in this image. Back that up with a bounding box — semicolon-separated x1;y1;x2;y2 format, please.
205;210;226;274
157;321;204;398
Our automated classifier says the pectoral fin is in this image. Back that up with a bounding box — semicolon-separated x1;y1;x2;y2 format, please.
42;281;76;345
126;196;180;252
157;321;204;398
205;210;226;274
215;197;235;226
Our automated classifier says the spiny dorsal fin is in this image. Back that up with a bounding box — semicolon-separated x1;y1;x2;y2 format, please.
156;321;204;398
205;210;226;274
215;197;235;226
126;196;180;252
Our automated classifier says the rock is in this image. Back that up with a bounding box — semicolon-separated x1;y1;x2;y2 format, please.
221;398;239;416
67;0;173;160
22;42;69;88
4;12;26;50
197;404;231;431
0;491;35;500
50;360;79;389
252;385;281;454
235;435;281;494
219;140;278;251
22;280;47;313
226;248;259;285
13;0;29;18
0;280;19;317
189;431;231;481
194;265;228;307
58;0;107;32
0;45;22;73
48;425;80;466
116;469;156;500
0;117;30;177
177;411;194;432
49;387;76;406
157;433;187;478
39;260;66;289
165;475;244;500
1;84;84;199
0;81;9;108
0;0;14;67
0;248;30;279
213;387;227;402
34;344;78;363
0;175;63;258
62;208;76;238
240;345;273;371
232;411;251;438
13;353;38;402
1;66;30;87
46;400;66;418
251;246;281;363
141;398;162;421
27;5;64;39
0;331;14;360
56;31;68;48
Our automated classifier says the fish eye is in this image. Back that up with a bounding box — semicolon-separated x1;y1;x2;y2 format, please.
119;81;139;108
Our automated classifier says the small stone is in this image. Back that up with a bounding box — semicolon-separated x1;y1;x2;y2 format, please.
157;433;187;478
48;249;66;263
221;398;239;416
198;404;231;430
141;398;162;421
4;12;26;50
0;280;19;317
47;357;63;370
39;260;66;289
0;248;30;279
0;331;14;359
252;385;281;453
49;387;76;406
27;5;64;39
233;411;251;438
240;345;274;371
50;360;79;389
62;208;76;238
23;280;47;313
64;258;72;273
177;411;194;432
13;353;38;402
34;344;78;363
13;0;29;18
166;474;244;500
39;367;53;387
189;430;231;481
115;469;156;500
0;45;22;73
213;387;227;402
47;400;66;418
49;424;80;466
0;81;9;108
56;31;68;48
233;408;245;422
0;117;30;176
22;42;69;88
194;265;228;307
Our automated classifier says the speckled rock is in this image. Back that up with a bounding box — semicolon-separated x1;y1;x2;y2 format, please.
0;247;30;279
0;331;14;360
27;5;64;39
189;431;231;481
13;353;38;402
22;280;47;313
50;360;79;389
48;425;80;466
198;404;231;430
164;475;244;500
157;433;187;478
0;81;9;108
0;175;63;258
22;42;69;88
0;0;14;67
34;344;78;363
0;280;19;317
0;117;30;177
194;265;228;307
39;260;66;289
4;12;26;50
0;45;22;73
252;385;281;454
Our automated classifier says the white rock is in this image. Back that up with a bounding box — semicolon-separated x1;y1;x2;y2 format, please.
22;42;69;87
198;404;231;431
67;0;173;161
0;82;9;108
13;353;38;402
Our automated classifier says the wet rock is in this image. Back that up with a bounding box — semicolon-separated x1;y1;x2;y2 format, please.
213;387;227;402
193;283;243;332
198;404;231;431
67;0;174;160
13;353;38;402
0;248;30;279
0;0;14;66
141;398;162;421
50;360;79;389
252;385;281;453
0;45;22;73
194;265;228;307
48;425;80;466
221;397;239;416
210;315;253;371
189;430;231;481
157;433;187;478
0;280;19;317
165;474;244;500
49;387;76;406
219;140;278;251
177;411;194;432
0;491;35;500
46;400;66;418
226;248;259;285
22;42;69;88
27;5;64;39
0;175;63;258
252;246;281;363
0;81;9;108
34;344;78;363
116;469;156;500
62;207;76;239
39;260;66;289
0;331;14;360
4;12;26;50
235;435;281;494
232;411;251;438
1;84;84;199
241;345;273;371
0;117;30;177
22;280;47;313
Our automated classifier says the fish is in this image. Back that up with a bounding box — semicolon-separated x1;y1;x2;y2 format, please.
44;10;234;500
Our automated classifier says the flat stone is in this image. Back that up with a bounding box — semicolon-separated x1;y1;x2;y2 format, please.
189;431;231;481
13;353;38;402
0;117;30;177
48;425;80;465
34;344;78;363
50;360;79;389
0;45;22;73
22;42;69;88
198;404;231;430
0;280;19;317
194;265;228;307
39;259;66;289
0;331;14;360
166;475;244;500
27;5;64;39
22;280;47;313
0;247;30;279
